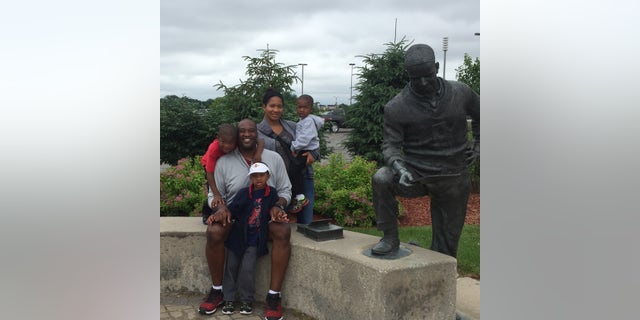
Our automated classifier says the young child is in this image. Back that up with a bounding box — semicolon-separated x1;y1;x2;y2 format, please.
288;94;324;214
201;124;263;223
221;162;280;315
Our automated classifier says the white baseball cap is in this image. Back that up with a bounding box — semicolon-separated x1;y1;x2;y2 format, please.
248;162;270;176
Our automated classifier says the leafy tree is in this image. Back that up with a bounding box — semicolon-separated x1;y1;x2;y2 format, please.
213;47;299;123
160;95;212;164
455;53;480;94
343;39;411;164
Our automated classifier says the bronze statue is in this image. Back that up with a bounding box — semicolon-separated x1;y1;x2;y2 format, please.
370;44;480;257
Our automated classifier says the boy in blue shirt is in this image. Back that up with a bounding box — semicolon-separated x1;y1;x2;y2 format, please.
288;94;324;213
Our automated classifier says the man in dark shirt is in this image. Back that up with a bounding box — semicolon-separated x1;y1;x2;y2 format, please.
370;43;480;258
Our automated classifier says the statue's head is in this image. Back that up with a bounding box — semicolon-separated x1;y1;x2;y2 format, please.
405;44;440;97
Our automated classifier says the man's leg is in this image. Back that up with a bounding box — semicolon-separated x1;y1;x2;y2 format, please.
205;222;232;285
267;222;291;291
371;167;400;254
428;172;470;258
199;222;232;314
264;222;291;320
371;166;427;255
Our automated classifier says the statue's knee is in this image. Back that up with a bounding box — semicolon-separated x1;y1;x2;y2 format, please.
372;167;394;186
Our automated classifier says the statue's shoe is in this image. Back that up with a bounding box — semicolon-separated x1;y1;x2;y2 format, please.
371;237;399;255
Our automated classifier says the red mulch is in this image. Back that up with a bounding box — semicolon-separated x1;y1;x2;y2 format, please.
306;192;480;227
398;192;480;226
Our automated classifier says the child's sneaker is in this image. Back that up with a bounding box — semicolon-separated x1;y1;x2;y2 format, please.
221;301;235;314
288;196;309;214
239;301;253;315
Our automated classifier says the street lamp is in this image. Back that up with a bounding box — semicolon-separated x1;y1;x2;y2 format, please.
298;63;307;94
442;37;449;79
349;63;355;106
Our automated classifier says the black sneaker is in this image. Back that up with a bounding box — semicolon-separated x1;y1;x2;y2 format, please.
198;288;223;315
239;301;253;315
264;293;283;320
221;301;235;315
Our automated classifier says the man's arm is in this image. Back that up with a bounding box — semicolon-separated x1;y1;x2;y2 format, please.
465;87;480;166
381;101;405;168
269;197;290;223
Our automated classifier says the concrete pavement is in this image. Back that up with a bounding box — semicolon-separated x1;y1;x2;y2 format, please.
160;277;479;320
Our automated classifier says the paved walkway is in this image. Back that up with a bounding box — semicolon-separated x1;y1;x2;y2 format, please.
160;292;315;320
160;277;479;320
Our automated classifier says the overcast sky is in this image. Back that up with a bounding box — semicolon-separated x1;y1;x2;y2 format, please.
161;0;479;106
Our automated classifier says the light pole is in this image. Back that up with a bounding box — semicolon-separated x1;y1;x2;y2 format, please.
349;63;355;106
298;63;307;94
442;37;448;79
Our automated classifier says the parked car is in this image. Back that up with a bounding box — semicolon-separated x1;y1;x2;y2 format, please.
322;108;348;133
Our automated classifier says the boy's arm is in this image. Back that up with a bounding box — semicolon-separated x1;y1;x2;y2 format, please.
207;172;224;207
290;120;316;151
252;138;265;163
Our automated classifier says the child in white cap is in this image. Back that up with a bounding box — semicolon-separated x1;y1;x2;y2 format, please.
220;162;280;315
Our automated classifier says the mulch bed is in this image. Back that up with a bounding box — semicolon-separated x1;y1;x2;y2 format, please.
398;192;480;226
307;192;480;227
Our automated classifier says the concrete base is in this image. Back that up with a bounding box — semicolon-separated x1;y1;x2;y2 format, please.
161;217;458;320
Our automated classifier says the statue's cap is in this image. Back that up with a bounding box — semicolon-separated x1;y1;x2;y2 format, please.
405;44;436;67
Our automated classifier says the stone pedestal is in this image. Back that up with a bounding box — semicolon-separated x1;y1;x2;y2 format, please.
161;217;457;320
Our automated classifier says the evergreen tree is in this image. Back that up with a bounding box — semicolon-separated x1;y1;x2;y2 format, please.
343;39;411;164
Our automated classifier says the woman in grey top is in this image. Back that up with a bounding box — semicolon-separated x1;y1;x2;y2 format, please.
256;88;319;224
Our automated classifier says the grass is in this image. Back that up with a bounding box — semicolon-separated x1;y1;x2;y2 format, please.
346;225;480;279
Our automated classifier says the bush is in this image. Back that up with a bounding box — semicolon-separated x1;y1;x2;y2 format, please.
313;154;378;227
160;157;207;216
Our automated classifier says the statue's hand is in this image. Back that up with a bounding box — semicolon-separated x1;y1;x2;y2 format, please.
399;170;416;187
393;161;416;187
466;141;480;167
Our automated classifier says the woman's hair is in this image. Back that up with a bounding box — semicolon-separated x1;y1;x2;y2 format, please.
262;88;284;105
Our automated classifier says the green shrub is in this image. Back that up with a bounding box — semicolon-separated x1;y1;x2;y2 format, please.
160;157;207;216
313;154;378;227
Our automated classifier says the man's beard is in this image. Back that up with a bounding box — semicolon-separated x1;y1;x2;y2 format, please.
238;139;257;152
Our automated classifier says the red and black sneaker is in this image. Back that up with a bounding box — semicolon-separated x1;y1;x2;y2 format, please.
198;288;223;315
288;197;309;214
264;293;283;320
